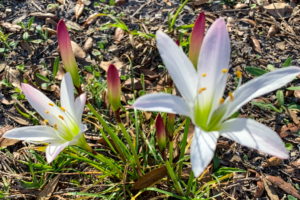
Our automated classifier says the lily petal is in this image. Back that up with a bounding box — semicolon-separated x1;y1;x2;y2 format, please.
46;142;70;163
189;12;205;67
21;83;64;126
3;126;63;143
197;18;230;114
191;127;219;177
133;93;191;117
225;66;300;118
221;118;288;159
60;72;75;116
156;31;198;102
74;93;86;123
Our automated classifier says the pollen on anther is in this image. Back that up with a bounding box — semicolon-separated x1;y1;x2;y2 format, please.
198;87;207;94
58;115;64;120
60;107;66;112
48;103;54;107
53;124;58;130
219;98;225;104
45;110;50;114
201;73;207;77
228;92;234;101
43;119;49;125
235;70;242;78
221;68;228;73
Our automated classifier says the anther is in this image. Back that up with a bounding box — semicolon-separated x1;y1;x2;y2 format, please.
58;115;64;120
228;92;234;101
45;110;50;114
60;107;66;112
201;73;207;77
235;70;242;79
221;68;228;73
48;103;54;107
219;98;225;104
53;124;58;130
43;119;49;125
198;87;207;94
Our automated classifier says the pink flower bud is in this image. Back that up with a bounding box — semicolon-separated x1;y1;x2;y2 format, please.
166;113;175;139
156;114;167;151
107;64;121;111
189;12;205;67
57;20;80;88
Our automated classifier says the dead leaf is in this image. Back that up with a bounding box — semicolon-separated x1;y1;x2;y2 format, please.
71;41;86;59
99;57;124;72
42;26;56;36
29;12;57;19
83;37;93;52
114;27;125;43
192;0;209;6
37;175;60;200
132;166;167;190
264;3;293;18
0;22;22;32
6;112;30;125
0;125;19;148
262;157;282;167
294;90;300;98
287;109;299;125
234;3;248;9
266;175;300;199
65;21;83;31
267;25;278;37
83;13;101;27
262;176;279;200
240;18;256;26
251;36;262;53
74;0;84;20
57;0;65;4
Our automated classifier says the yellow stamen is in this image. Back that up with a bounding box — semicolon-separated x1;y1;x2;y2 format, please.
45;110;50;114
201;73;207;77
48;103;54;107
60;107;66;112
235;70;242;78
198;87;207;94
221;68;228;73
53;124;58;130
228;92;234;101
58;115;64;120
43;119;49;125
219;98;225;104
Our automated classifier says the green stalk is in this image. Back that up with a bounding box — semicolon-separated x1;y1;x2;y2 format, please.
166;161;183;195
177;118;190;176
169;0;190;31
87;103;131;161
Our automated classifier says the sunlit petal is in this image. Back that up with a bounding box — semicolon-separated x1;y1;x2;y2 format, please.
191;127;219;177
60;72;75;116
46;142;70;163
133;93;191;117
225;66;300;118
156;31;198;102
197;18;230;115
3;126;63;143
221;118;288;159
74;93;86;123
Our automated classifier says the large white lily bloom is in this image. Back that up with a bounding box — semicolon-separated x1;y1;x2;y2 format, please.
4;73;91;163
133;18;300;177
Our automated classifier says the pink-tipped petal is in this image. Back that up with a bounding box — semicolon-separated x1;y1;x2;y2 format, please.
57;20;80;87
221;118;289;159
189;12;205;67
107;64;121;111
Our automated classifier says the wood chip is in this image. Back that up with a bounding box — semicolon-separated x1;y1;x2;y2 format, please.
251;36;262;53
29;12;57;19
114;27;125;43
83;37;93;52
74;0;84;20
262;157;282;167
0;22;22;32
266;175;300;199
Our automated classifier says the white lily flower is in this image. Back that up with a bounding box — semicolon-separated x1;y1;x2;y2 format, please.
4;73;91;163
133;18;300;177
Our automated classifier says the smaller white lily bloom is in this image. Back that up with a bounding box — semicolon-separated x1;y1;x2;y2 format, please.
133;18;300;177
4;73;91;163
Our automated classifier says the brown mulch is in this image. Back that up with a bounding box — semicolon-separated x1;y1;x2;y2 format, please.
0;0;299;199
